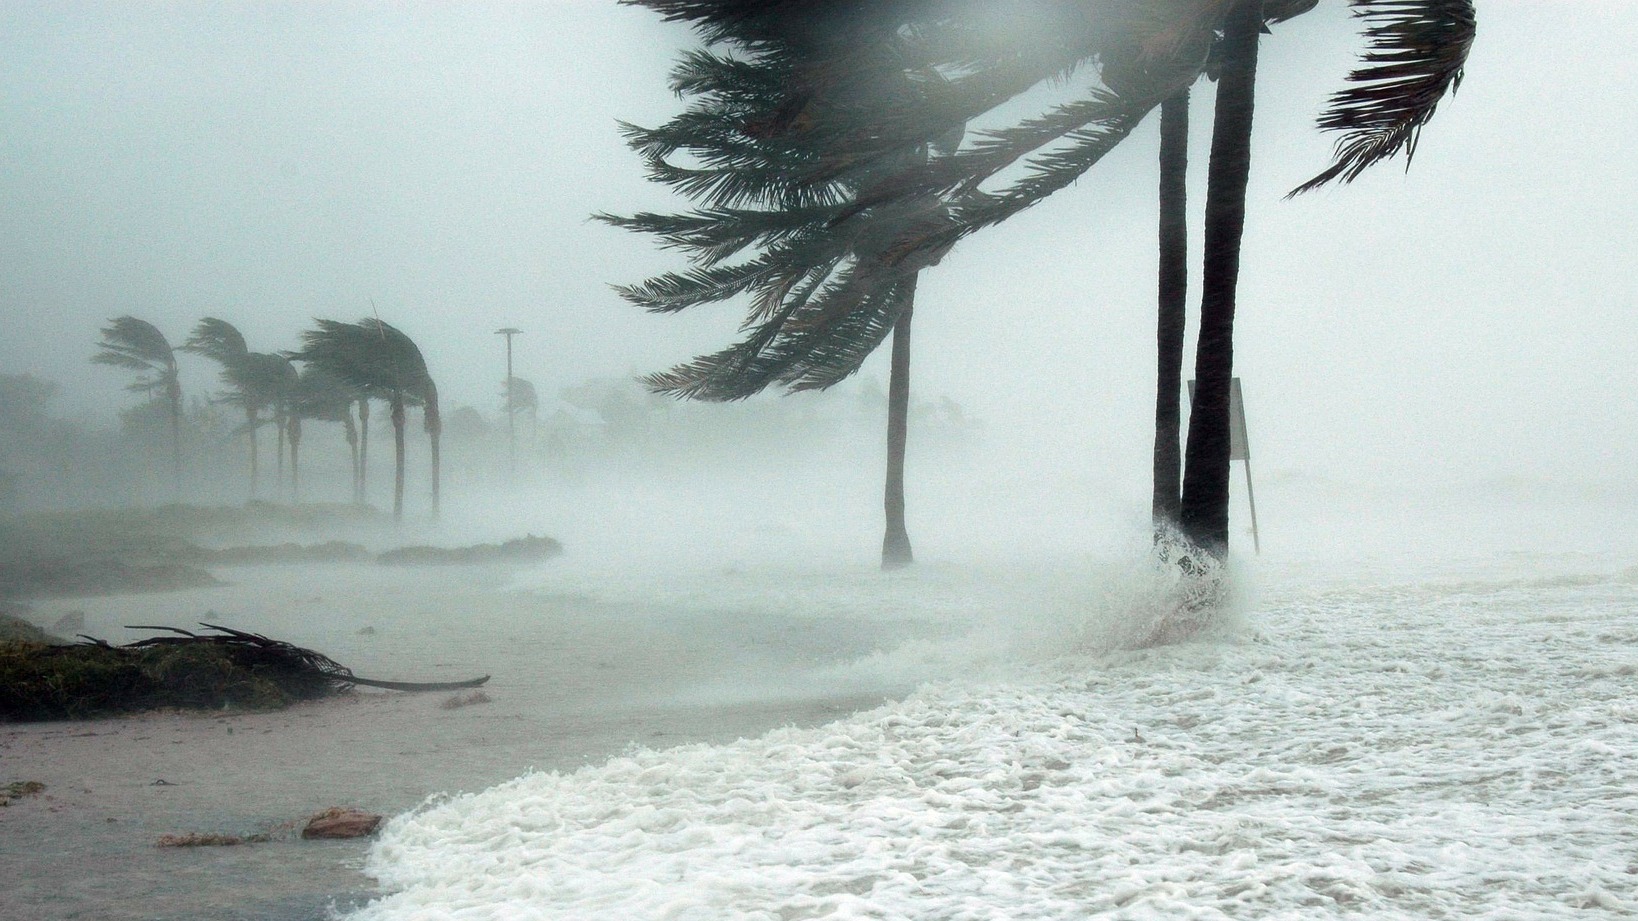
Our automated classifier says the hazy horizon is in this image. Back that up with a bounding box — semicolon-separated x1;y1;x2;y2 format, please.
4;2;1635;560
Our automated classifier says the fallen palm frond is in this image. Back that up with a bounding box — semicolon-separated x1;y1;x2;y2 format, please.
1;623;488;722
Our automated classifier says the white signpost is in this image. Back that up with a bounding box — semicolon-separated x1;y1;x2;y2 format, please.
1187;377;1260;553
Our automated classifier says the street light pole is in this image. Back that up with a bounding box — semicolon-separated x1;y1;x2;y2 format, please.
495;327;522;479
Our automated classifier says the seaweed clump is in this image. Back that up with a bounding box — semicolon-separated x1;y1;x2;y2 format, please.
0;624;347;721
376;534;562;566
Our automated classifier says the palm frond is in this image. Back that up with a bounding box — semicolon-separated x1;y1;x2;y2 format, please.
93;316;177;397
1290;0;1475;196
612;254;796;313
93;316;174;372
181;317;249;364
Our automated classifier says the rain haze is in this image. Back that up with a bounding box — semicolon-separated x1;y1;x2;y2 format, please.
2;3;1637;920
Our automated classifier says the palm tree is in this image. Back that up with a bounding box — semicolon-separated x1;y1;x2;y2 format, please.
1179;0;1476;554
260;351;299;499
294;318;439;522
92;316;183;498
505;376;540;455
610;7;957;569
629;0;1475;561
286;364;360;503
181;318;292;501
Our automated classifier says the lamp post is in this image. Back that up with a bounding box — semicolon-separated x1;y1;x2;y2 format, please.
495;327;522;478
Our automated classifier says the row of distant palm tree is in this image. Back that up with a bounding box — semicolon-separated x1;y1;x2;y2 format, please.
92;315;440;521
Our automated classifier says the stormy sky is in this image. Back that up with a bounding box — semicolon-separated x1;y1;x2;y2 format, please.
2;2;1634;546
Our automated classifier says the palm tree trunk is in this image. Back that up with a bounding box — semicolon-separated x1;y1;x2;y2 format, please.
391;394;406;523
168;381;183;503
246;408;260;501
343;412;360;505
358;398;370;506
1179;0;1261;557
289;417;302;503
1153;88;1189;539
881;278;916;571
425;382;441;522
275;409;286;498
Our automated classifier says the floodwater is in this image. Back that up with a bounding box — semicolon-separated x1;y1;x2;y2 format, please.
0;562;935;921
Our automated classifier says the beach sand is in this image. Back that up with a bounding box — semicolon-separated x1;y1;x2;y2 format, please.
0;563;908;921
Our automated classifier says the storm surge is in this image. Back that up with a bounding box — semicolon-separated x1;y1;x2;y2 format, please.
344;551;1638;920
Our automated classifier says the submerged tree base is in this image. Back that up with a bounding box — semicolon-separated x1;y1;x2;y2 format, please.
1132;532;1230;648
0;623;488;722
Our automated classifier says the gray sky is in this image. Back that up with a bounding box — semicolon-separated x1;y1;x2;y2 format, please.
2;2;1634;536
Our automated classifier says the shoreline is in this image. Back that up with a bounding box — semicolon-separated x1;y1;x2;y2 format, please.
0;564;915;921
2;683;893;921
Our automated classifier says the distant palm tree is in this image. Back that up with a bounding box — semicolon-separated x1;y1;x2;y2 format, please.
260;352;299;498
93;316;183;498
286;364;360;503
505;376;540;465
294;318;440;522
182;318;292;501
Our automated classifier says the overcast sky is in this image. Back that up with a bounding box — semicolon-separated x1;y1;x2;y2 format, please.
2;2;1634;536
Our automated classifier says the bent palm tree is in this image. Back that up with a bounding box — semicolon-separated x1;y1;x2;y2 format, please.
610;7;961;568
505;376;540;462
631;0;1475;561
286;364;360;503
294;318;439;522
93;316;183;498
182;318;291;501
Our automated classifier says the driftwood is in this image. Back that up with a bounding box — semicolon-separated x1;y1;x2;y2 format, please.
119;623;491;692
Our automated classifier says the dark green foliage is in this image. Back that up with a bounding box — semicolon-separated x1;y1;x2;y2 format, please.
180;541;371;566
0;611;58;644
0;629;335;721
376;535;563;567
1;617;491;721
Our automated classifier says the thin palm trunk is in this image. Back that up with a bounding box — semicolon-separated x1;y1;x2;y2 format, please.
881;279;916;570
425;382;441;522
275;408;286;497
343;412;360;505
391;394;406;523
357;399;370;506
1153;89;1190;538
246;408;260;500
288;417;302;503
1179;0;1261;557
430;431;441;520
168;380;183;502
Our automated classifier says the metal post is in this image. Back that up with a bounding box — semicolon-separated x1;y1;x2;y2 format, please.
495;328;521;478
1243;455;1261;554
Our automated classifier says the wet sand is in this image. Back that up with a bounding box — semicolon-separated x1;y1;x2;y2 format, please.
0;564;911;921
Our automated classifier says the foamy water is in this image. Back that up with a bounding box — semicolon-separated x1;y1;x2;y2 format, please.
343;551;1638;920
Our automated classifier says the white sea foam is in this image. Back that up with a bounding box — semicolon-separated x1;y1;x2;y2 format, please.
343;554;1638;920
